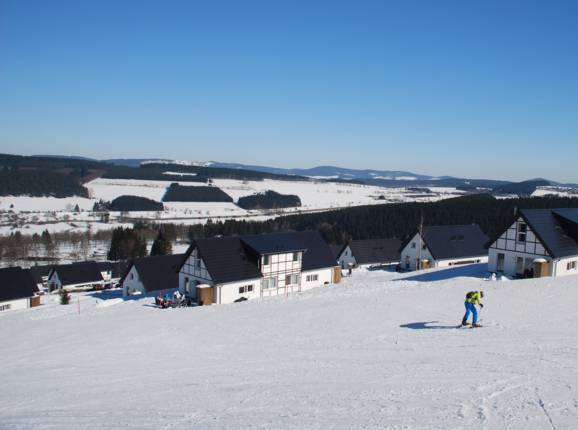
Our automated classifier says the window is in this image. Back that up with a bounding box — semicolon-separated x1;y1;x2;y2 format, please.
293;252;300;261
567;261;577;271
411;242;416;249
306;274;319;282
130;273;134;280
519;223;527;233
421;244;427;250
262;277;277;290
285;274;300;285
0;304;11;312
238;284;254;294
263;255;270;265
517;233;526;242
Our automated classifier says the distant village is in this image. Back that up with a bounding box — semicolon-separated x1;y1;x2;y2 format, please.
2;207;578;313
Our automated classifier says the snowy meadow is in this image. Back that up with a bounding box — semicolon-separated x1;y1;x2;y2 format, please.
1;265;577;429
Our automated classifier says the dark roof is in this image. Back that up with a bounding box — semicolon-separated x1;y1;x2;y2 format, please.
519;208;578;258
0;267;38;302
348;238;401;264
187;236;262;284
289;231;338;271
330;244;345;260
179;231;337;284
420;224;489;260
29;265;52;284
125;254;183;292
241;233;306;255
49;261;104;286
97;261;130;279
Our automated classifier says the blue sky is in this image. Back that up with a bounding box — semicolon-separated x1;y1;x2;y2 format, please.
1;0;577;182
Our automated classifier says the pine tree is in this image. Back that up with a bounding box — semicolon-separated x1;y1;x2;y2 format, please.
107;227;148;261
59;288;71;305
150;229;172;256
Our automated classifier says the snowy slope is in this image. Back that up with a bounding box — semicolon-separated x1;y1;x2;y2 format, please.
1;265;577;429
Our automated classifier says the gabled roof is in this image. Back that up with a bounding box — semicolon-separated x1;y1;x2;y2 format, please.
49;261;104;286
184;236;262;284
347;238;401;264
179;231;337;284
329;244;345;260
29;265;52;285
123;254;184;292
418;224;489;260
97;261;130;279
241;233;306;255
519;208;578;258
288;231;338;271
0;267;38;302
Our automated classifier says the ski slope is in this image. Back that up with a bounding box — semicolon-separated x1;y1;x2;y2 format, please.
1;265;577;429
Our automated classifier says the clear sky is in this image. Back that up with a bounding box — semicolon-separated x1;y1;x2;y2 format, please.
1;1;577;182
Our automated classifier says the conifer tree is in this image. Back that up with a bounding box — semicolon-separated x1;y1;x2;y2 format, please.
150;229;172;256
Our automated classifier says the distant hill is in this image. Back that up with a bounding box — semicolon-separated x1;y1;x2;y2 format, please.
493;180;552;197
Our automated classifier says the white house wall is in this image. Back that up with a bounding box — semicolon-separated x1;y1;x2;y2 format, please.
179;248;214;299
301;268;333;291
400;233;434;271
0;298;29;312
488;217;553;277
216;278;262;304
48;272;61;291
337;246;356;269
122;266;146;297
553;256;578;277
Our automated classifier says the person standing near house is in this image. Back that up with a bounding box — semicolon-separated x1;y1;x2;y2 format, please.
461;291;484;327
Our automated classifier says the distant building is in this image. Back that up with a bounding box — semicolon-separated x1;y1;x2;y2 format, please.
121;254;184;297
47;262;104;291
97;261;130;286
335;238;401;270
400;224;489;271
488;208;578;278
0;267;40;312
178;231;339;305
29;265;52;292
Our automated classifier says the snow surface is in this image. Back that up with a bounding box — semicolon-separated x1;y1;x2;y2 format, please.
1;178;466;236
1;264;578;429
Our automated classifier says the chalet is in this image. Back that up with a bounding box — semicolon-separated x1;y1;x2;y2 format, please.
0;267;40;312
336;238;401;270
47;261;104;291
178;231;339;305
488;208;578;278
121;254;184;297
400;224;489;271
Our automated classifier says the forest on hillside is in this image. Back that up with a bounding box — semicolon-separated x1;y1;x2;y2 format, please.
186;195;578;245
237;191;302;210
162;183;233;202
0;168;89;198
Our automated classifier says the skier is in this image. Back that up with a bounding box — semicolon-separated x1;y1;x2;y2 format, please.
461;291;484;327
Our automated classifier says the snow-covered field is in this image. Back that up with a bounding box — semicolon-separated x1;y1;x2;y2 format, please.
532;186;578;198
1;264;577;429
0;178;466;236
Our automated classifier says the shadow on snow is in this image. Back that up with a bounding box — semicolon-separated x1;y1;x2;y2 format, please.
400;321;458;330
396;263;488;283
